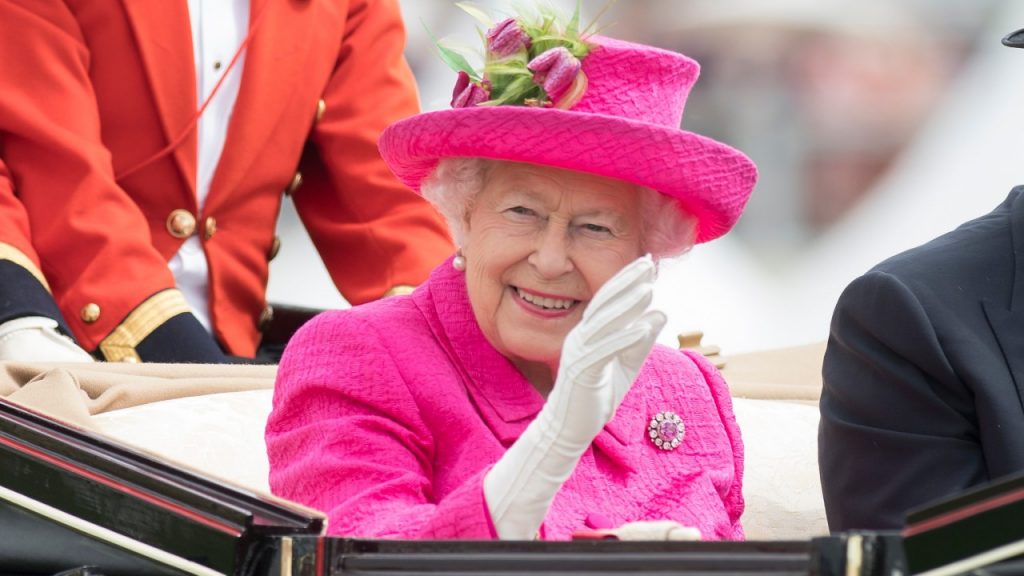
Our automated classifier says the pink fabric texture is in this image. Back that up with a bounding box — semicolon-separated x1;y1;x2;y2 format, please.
378;36;757;244
266;260;745;539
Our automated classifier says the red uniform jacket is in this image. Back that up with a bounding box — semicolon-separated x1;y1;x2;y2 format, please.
0;0;453;359
0;161;43;284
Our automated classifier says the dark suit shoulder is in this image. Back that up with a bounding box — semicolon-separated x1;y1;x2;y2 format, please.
865;189;1022;304
821;188;1024;531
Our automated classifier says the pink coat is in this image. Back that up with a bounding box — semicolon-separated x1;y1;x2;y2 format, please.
266;261;745;539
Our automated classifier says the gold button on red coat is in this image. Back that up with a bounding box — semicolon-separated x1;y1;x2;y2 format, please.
204;216;217;240
166;209;196;238
80;303;101;323
315;98;327;124
284;172;303;196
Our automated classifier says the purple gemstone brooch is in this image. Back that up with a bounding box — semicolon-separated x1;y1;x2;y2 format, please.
648;411;685;451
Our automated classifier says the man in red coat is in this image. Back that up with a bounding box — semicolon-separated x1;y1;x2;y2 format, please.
0;0;453;362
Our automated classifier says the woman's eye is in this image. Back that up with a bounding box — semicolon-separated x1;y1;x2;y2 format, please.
581;223;612;235
507;206;536;217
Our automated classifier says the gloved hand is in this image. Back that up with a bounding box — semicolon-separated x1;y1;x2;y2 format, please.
484;254;666;539
572;520;702;541
610;520;702;541
0;316;95;362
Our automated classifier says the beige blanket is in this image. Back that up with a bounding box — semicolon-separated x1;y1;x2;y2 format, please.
719;342;825;403
0;362;275;429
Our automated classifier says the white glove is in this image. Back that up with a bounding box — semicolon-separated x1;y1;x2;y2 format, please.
0;316;95;363
484;255;666;539
610;520;702;541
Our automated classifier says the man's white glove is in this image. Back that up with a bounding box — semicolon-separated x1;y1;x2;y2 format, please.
0;316;95;362
484;255;666;539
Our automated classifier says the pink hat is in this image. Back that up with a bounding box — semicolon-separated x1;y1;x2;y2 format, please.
379;34;757;244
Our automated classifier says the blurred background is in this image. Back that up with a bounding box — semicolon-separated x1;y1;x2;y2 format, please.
268;0;1024;354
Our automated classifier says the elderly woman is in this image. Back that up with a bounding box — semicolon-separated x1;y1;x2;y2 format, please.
266;10;756;541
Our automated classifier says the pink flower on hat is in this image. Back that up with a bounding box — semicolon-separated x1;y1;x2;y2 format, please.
527;47;583;106
427;4;595;109
486;18;531;58
451;71;490;108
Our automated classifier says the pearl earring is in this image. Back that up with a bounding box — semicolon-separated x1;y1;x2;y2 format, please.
452;250;466;271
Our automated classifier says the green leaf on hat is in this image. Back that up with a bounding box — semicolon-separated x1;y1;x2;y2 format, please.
567;0;581;37
482;75;542;106
422;20;481;81
455;2;493;28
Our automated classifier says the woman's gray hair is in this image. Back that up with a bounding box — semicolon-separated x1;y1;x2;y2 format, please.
421;158;697;259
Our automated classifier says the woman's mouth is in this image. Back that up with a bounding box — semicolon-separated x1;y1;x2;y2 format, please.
514;287;578;311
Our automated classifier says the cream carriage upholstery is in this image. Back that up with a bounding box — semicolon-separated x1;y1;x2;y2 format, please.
0;341;828;541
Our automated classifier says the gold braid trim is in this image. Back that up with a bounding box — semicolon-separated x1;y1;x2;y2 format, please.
0;243;50;291
98;289;191;362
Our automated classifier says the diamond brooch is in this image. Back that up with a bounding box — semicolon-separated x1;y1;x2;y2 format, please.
648;411;685;451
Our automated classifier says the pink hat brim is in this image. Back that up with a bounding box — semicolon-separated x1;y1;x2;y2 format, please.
379;105;757;243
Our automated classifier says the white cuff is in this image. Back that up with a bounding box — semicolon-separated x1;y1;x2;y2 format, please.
0;316;95;363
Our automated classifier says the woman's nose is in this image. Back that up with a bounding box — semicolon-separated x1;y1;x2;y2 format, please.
528;226;573;278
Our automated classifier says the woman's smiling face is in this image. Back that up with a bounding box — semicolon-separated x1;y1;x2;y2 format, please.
462;161;645;387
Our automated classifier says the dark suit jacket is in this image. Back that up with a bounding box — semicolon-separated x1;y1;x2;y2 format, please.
819;187;1024;531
